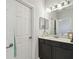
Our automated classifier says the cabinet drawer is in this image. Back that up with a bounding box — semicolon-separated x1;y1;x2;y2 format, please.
45;39;73;50
45;40;60;46
59;43;73;50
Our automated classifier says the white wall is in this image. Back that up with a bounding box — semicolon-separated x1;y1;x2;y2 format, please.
7;0;45;59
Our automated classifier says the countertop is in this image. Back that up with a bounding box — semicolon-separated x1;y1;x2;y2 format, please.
39;36;73;44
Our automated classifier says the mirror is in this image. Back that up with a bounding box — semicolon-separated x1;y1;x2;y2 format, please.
51;5;73;38
40;0;73;39
39;17;49;30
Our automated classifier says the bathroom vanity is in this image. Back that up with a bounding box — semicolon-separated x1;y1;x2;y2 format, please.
38;0;73;59
38;37;73;59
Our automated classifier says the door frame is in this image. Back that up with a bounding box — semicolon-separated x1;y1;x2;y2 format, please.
16;0;34;59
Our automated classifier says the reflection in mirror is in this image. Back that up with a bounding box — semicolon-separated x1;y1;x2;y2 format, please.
39;17;49;36
39;17;49;30
41;0;73;39
54;5;73;38
50;5;73;38
39;17;45;29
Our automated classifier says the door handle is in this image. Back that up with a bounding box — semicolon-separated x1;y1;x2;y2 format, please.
6;43;13;49
29;36;32;39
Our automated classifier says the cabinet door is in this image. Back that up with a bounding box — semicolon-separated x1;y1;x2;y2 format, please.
39;43;52;59
54;47;73;59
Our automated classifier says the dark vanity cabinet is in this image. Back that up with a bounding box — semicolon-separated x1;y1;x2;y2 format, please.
39;42;52;59
54;47;73;59
38;38;73;59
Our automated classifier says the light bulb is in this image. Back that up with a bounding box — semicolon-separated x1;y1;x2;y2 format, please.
46;8;51;13
58;4;63;10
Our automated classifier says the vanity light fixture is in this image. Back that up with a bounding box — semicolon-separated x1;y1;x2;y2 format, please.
58;1;67;10
61;2;65;6
54;5;58;8
46;8;51;13
46;0;72;12
67;0;71;4
65;0;71;4
46;7;53;13
58;4;62;10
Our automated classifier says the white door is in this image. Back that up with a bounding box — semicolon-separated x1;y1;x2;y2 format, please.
6;0;33;59
15;1;32;59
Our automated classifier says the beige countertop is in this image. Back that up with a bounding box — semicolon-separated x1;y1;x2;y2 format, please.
39;36;73;44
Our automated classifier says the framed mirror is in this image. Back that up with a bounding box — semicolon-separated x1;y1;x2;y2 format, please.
39;17;49;30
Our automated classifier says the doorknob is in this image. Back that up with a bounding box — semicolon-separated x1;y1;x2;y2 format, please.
6;43;13;49
29;36;32;39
